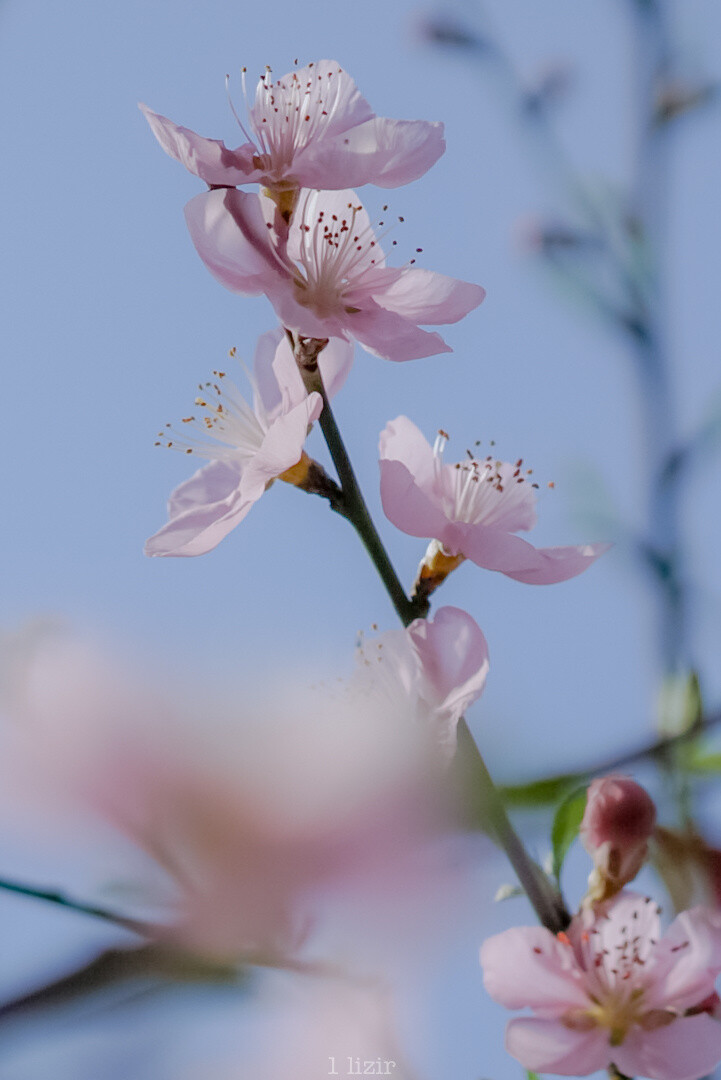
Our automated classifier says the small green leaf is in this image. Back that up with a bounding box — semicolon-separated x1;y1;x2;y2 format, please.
500;774;580;808
551;787;588;881
685;748;721;774
526;1071;542;1080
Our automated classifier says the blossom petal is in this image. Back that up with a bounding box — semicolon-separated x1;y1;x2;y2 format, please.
241;394;323;500
613;1015;721;1080
166;459;242;518
379;415;438;489
318;337;355;399
296;117;445;189
408;606;489;724
458;522;550;573
145;463;252;557
501;542;612;584
184;188;280;295
649;906;721;1014
376;266;486;324
254;329;353;418
139;104;259;186
505;1018;610;1075
481;925;589;1012
379;459;452;539
349;303;452;362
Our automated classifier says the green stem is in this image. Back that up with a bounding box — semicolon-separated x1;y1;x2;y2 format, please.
295;340;570;933
299;360;425;628
456;723;569;933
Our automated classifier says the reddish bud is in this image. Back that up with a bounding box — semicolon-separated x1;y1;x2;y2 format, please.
581;775;657;901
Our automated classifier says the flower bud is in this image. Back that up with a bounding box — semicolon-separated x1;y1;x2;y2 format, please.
580;775;657;903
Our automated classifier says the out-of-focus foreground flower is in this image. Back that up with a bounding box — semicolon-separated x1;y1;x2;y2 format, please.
0;619;479;964
379;415;609;586
481;890;721;1080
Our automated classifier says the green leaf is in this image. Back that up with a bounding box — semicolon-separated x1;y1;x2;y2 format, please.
551;787;588;881
685;748;721;774
500;774;580;808
526;1072;541;1080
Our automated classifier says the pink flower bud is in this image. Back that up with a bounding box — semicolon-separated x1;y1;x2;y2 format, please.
580;775;657;898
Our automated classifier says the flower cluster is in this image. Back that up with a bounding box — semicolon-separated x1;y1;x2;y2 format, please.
136;57;720;1080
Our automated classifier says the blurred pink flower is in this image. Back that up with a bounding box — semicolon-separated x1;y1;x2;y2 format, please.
581;775;657;898
183;187;485;362
145;328;354;556
379;416;608;584
2;625;456;964
354;606;489;757
481;891;721;1080
140;59;444;200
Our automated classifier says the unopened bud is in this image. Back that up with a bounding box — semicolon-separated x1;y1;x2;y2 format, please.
580;775;657;903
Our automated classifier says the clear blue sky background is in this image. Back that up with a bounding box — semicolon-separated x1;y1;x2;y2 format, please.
0;0;720;1076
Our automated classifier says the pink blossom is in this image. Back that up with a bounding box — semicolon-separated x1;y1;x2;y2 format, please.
352;606;489;757
379;416;609;584
581;775;657;897
183;187;485;362
145;329;351;557
481;891;721;1080
140;60;444;199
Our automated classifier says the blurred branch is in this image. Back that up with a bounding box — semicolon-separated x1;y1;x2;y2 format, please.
0;943;240;1024
500;707;721;806
0;877;152;936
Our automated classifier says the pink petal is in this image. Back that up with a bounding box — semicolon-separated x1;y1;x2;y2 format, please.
254;329;353;418
614;1015;721;1080
506;1018;610;1075
379;459;452;540
377;266;486;324
145;463;252;557
649;906;721;1014
139;104;259;187
349;303;452;362
253;328;292;417
459;522;549;573
481;925;588;1012
166;459;242;518
501;541;611;584
296;117;445;189
318;337;355;399
379;415;437;488
184;188;281;296
241;394;322;499
408;606;489;720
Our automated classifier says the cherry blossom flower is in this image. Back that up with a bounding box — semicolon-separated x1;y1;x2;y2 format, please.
481;891;721;1080
145;329;351;557
183;187;485;362
379;416;609;584
352;606;489;758
140;59;445;209
581;775;657;901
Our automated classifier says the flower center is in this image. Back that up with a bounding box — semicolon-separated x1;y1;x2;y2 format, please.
431;431;538;527
246;64;339;181
154;351;268;465
291;196;386;318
